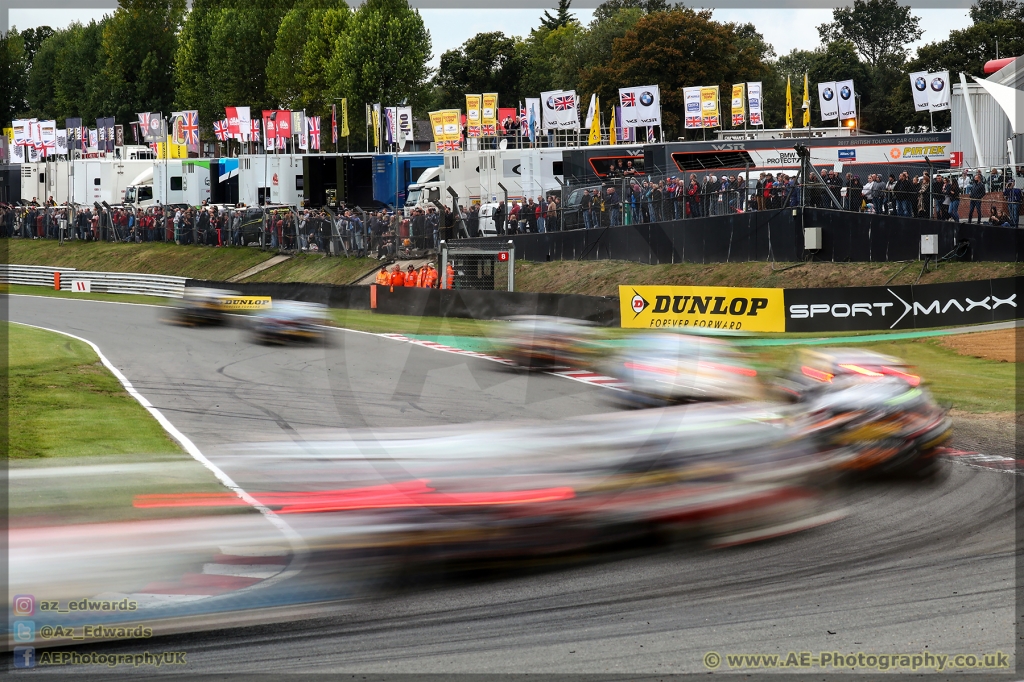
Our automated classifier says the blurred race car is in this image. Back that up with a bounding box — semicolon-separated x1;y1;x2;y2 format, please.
492;316;604;370
251;301;329;344
601;332;763;406
169;287;239;326
782;349;950;477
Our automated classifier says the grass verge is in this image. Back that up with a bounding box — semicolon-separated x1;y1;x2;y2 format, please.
242;252;380;285
10;239;274;281
513;260;1022;297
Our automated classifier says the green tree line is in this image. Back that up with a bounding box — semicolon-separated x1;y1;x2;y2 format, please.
3;0;1022;145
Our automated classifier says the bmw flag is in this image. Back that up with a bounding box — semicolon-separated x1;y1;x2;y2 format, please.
617;85;661;127
909;71;931;112
817;81;838;121
836;79;857;120
926;71;950;111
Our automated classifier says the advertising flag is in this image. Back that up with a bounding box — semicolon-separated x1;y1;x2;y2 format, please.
297;111;309;150
340;99;349;137
836;79;856;119
466;94;481;137
817;81;837;121
89;128;98;149
556;90;579;129
331;104;338;143
172;110;200;147
482;93;497;130
235;106;251;142
609;106;616;145
731;83;745;126
926;71;950;111
683;87;701;129
105;117;115;152
276;110;292;139
371;104;380;149
225;106;240;136
114;125;123;147
65;117;82;150
618;85;661;126
397;106;413;145
384;106;397;144
747;82;763;125
700;86;720;128
584;93;596;130
12;119;29;145
614;106;633;142
524;98;540;141
429;110;444;148
540;90;562;130
40;120;57;157
802;73;811;127
441;109;460;141
588;96;601;145
785;77;793;129
909;71;930;111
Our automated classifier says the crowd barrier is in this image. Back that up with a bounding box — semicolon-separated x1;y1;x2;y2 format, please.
459;208;1023;264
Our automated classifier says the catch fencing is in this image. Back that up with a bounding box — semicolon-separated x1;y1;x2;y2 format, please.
2;264;187;297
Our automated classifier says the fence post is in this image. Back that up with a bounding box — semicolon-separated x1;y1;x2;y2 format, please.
507;240;514;292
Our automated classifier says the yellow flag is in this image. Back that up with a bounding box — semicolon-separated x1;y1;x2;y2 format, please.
371;106;380;148
785;76;793;130
802;73;811;127
609;106;617;145
588;96;601;145
341;98;349;137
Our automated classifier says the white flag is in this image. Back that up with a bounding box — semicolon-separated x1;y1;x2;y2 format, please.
557;90;580;130
909;71;930;112
540;90;562;130
618;85;661;126
746;82;763;125
927;71;950;111
817;81;838;120
584;94;596;130
683;87;702;129
397;106;413;144
12;119;30;145
836;80;857;119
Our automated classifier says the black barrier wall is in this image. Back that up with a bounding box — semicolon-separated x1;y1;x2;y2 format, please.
460;209;1023;264
186;280;371;310
784;276;1020;332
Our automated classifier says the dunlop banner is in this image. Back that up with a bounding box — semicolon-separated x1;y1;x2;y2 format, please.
218;295;272;311
620;285;785;332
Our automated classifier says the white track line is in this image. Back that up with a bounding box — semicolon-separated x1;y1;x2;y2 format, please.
10;322;308;559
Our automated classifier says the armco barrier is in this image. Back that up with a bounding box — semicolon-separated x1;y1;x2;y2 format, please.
460;209;1023;264
2;264;187;297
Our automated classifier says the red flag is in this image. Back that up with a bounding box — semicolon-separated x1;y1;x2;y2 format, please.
331;104;338;144
275;110;291;138
262;110;277;142
225;107;240;136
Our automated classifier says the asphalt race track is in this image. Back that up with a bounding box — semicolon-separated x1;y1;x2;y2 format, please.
8;294;1016;677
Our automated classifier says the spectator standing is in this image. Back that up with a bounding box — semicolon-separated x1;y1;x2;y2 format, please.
1004;179;1021;227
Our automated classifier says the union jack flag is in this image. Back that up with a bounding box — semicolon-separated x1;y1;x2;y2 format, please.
732;114;744;127
308;116;321;150
182;111;200;146
250;119;260;141
438;140;461;151
482;124;496;136
553;95;574;111
620;92;636;107
519;104;528;135
213;119;227;141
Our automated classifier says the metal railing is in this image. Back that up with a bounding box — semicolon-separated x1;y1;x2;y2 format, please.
1;264;187;298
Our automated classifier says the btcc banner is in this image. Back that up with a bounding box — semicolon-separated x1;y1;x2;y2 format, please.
683;87;702;129
620;285;785;332
909;71;930;112
747;82;762;125
218;295;272;311
731;84;745;126
783;278;1019;332
836;79;857;120
927;71;950;111
818;81;838;121
618;85;661;127
699;86;720;128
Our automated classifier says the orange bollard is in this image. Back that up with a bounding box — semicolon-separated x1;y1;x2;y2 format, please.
54;272;60;290
370;284;377;309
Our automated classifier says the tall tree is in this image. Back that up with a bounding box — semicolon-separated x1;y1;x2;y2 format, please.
432;32;524;109
540;0;576;30
817;0;921;66
579;8;769;137
267;0;351;115
19;26;55;64
327;0;431;140
969;0;1023;23
0;29;28;122
173;0;220;126
98;0;185;123
592;0;670;23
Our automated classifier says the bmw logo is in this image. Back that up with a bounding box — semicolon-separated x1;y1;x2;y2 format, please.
546;97;556;109
915;77;927;91
840;86;852;99
930;77;945;92
639;91;655;106
823;88;834;101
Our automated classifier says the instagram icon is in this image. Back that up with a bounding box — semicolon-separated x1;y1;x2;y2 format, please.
13;595;35;616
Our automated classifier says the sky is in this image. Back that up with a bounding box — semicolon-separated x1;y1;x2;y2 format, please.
11;7;972;69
